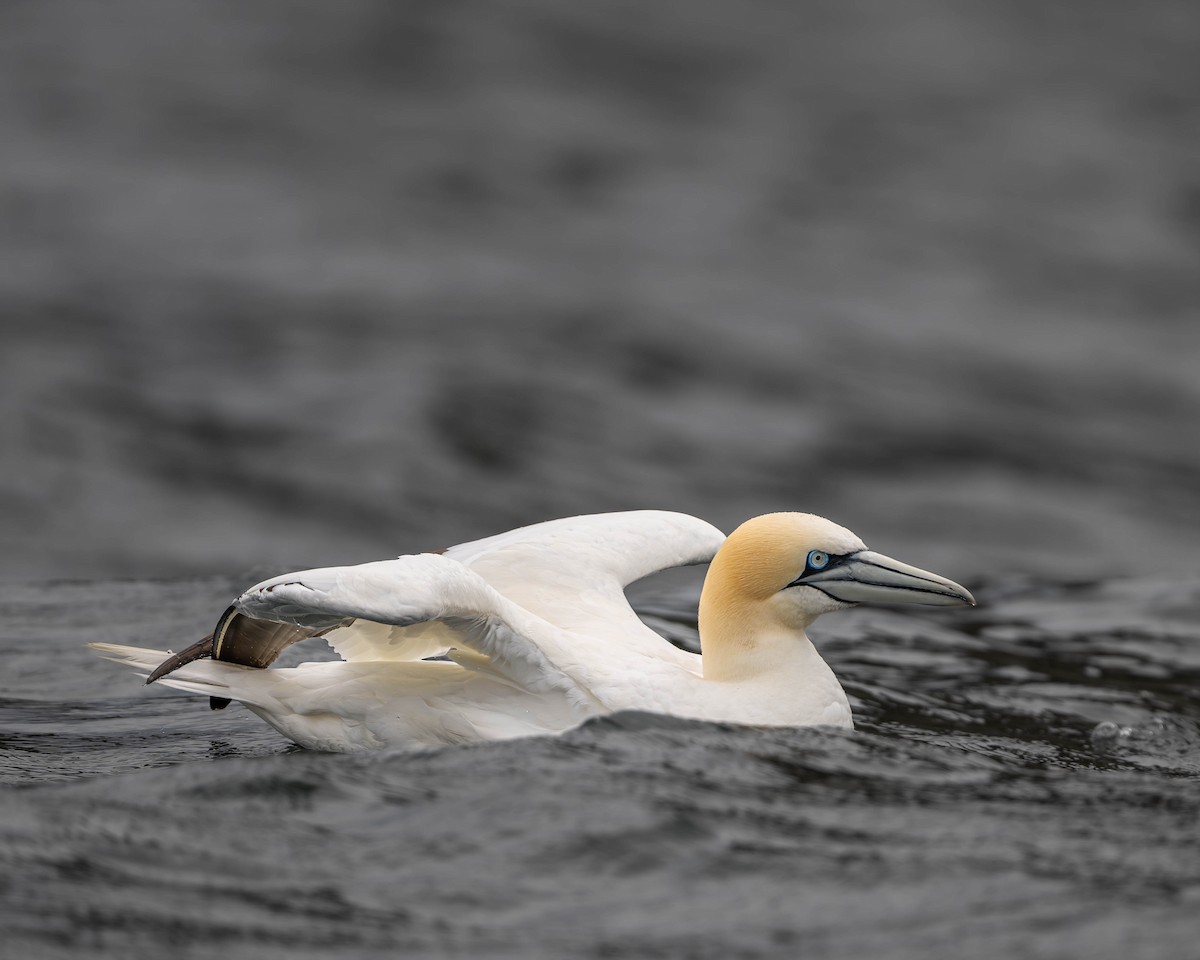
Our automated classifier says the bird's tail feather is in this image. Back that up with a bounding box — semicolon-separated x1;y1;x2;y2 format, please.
89;642;273;708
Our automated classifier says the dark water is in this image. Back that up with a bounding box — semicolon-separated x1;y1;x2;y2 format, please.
3;575;1199;958
3;0;1200;956
2;0;1200;584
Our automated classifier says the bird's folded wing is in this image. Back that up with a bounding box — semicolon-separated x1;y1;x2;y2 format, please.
234;553;595;703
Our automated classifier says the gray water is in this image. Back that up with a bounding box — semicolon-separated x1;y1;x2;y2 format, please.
3;576;1199;958
3;1;1200;957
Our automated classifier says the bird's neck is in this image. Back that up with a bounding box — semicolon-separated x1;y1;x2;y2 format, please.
697;592;816;682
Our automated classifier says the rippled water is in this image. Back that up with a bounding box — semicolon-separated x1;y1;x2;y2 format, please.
3;575;1197;958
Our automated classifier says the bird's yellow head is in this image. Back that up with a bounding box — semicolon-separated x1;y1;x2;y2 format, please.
698;513;974;672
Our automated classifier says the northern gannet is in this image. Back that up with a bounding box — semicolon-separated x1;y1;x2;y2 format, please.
92;511;973;752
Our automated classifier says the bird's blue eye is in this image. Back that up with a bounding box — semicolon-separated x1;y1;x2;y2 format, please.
807;550;829;570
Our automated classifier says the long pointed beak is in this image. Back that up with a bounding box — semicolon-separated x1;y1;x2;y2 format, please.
800;550;975;607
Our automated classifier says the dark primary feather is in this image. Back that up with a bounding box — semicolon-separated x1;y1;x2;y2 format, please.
146;605;353;710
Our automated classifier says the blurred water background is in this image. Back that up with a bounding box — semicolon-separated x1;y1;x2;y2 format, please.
2;1;1199;957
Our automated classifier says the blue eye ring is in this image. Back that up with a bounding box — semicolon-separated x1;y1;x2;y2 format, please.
807;550;829;570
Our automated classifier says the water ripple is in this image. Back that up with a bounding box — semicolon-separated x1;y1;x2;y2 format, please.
2;574;1198;957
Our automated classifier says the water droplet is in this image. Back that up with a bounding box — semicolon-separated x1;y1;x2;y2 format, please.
1091;721;1121;743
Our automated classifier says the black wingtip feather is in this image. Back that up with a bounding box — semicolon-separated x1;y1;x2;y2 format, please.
146;633;218;684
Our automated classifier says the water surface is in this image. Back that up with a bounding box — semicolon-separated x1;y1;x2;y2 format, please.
3;575;1197;958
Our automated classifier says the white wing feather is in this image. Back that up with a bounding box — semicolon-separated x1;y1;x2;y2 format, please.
231;511;724;708
445;510;723;658
235;553;599;706
262;510;723;669
446;510;720;601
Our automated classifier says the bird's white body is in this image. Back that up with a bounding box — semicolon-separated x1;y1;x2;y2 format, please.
94;510;973;752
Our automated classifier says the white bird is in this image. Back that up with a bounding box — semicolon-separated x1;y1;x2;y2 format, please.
92;510;973;752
